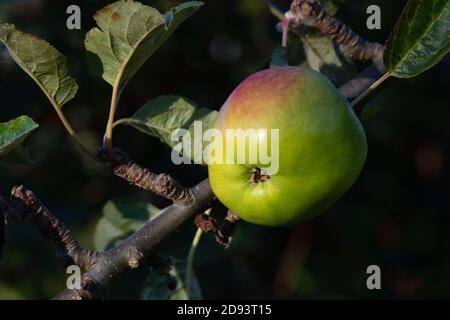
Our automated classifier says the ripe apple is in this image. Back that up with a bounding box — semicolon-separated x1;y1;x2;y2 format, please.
207;66;367;227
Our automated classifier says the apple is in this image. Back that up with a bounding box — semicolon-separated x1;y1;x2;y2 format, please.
207;66;367;227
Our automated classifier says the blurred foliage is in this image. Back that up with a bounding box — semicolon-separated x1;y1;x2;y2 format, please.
94;197;161;251
0;0;449;300
141;259;202;300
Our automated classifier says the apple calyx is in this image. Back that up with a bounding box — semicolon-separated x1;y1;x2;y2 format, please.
250;168;271;186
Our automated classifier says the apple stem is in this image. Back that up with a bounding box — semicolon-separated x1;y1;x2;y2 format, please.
250;168;271;186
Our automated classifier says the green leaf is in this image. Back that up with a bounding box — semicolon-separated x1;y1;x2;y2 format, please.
322;0;346;15
266;0;285;21
0;23;78;108
141;260;202;300
85;0;203;90
302;30;356;85
267;1;354;85
94;198;161;251
270;47;289;67
0;116;38;158
270;30;356;85
385;0;450;78
115;95;218;163
270;38;306;68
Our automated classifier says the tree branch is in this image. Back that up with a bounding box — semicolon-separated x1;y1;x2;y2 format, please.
8;186;98;270
53;179;214;300
284;0;384;63
97;148;194;204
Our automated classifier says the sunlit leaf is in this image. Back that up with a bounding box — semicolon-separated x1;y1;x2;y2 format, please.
85;0;203;91
115;95;218;163
0;116;38;159
94;198;161;251
0;23;78;108
385;0;450;78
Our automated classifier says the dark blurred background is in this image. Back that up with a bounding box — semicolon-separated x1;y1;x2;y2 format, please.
0;0;449;299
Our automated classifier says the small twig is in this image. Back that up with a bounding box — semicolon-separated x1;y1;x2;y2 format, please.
215;211;240;249
9;186;98;270
194;212;218;234
284;0;384;63
97;148;194;205
193;210;239;248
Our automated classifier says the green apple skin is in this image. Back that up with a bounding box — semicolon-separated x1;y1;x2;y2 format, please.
208;66;367;227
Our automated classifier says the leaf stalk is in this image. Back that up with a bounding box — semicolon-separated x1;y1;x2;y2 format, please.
350;72;390;107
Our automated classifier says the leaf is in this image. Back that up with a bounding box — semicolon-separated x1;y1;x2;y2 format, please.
270;30;356;85
322;0;346;15
141;260;202;300
266;0;285;21
115;95;218;163
270;37;306;67
0;116;38;158
85;0;203;90
302;30;357;86
94;198;161;251
385;0;450;78
267;1;354;85
270;47;289;67
0;23;78;108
